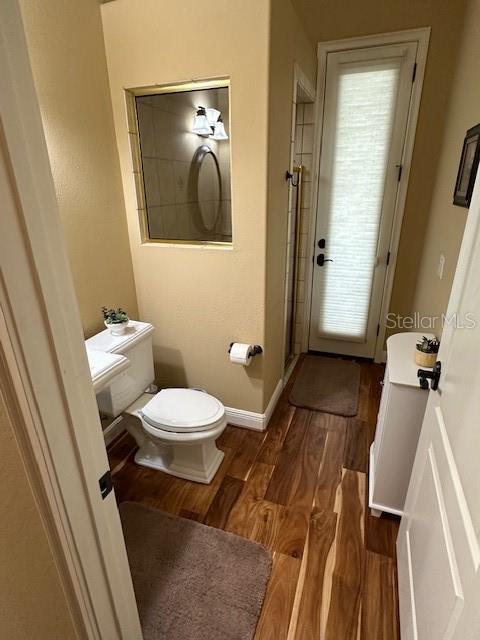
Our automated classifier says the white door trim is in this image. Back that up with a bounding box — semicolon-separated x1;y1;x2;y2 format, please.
301;28;430;361
0;2;142;638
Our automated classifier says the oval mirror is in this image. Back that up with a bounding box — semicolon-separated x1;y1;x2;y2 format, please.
190;145;222;234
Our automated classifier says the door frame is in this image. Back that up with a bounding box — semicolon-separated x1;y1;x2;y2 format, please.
300;28;430;361
0;1;142;638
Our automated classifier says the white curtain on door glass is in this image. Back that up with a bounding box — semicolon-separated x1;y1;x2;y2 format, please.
318;61;400;341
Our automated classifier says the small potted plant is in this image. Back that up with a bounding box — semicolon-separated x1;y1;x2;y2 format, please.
102;307;129;336
415;335;440;368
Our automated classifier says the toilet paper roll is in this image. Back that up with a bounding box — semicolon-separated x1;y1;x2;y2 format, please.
229;343;253;367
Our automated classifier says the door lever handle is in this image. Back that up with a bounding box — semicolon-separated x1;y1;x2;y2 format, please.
317;253;333;267
417;361;441;391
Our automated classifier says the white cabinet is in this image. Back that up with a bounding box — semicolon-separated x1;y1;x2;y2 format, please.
369;332;431;517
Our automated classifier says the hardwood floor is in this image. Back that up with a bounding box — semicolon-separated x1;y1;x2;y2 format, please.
108;357;400;639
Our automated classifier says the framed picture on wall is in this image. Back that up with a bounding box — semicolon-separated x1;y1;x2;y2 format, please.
453;123;480;208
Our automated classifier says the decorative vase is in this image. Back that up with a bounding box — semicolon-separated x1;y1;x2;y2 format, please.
415;349;437;368
105;320;129;336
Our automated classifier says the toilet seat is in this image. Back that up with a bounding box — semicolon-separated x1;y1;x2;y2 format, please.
140;388;225;433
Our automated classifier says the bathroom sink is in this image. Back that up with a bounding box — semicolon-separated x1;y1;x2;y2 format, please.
86;348;130;393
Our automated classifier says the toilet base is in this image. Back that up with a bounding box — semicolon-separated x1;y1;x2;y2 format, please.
124;415;226;484
134;442;224;484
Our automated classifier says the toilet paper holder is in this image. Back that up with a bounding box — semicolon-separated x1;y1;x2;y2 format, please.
228;343;263;357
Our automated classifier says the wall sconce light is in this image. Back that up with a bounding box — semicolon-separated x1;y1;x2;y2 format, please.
211;116;229;140
193;105;229;140
205;108;221;127
192;106;213;136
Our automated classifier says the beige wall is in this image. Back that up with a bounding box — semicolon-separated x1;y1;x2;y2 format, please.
19;0;473;416
0;387;77;639
412;0;480;331
102;0;271;412
291;0;468;326
19;0;138;337
264;0;316;400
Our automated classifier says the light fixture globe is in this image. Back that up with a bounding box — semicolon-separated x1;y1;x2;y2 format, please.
205;107;221;126
193;106;212;136
211;116;229;140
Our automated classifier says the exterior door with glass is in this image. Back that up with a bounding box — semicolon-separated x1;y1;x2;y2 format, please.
309;43;417;356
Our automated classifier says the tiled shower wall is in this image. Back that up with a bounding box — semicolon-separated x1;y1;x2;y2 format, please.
285;100;315;358
294;102;315;353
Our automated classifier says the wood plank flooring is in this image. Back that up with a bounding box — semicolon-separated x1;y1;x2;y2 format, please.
108;357;400;639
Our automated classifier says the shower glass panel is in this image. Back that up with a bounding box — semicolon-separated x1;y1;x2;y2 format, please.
134;84;232;243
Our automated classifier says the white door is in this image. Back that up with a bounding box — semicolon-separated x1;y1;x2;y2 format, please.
309;43;417;356
0;1;142;637
397;175;480;639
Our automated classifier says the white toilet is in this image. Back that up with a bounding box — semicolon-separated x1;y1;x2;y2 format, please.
86;321;227;483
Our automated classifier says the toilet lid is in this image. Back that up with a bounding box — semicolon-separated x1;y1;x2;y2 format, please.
140;388;225;433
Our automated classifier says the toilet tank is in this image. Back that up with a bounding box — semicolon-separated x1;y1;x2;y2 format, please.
86;321;155;417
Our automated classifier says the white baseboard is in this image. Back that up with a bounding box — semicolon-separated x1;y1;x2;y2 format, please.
105;375;289;439
284;355;298;385
103;415;125;446
225;378;284;432
224;407;266;431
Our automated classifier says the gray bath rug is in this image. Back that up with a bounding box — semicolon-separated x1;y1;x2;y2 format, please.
289;355;360;416
119;502;272;640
